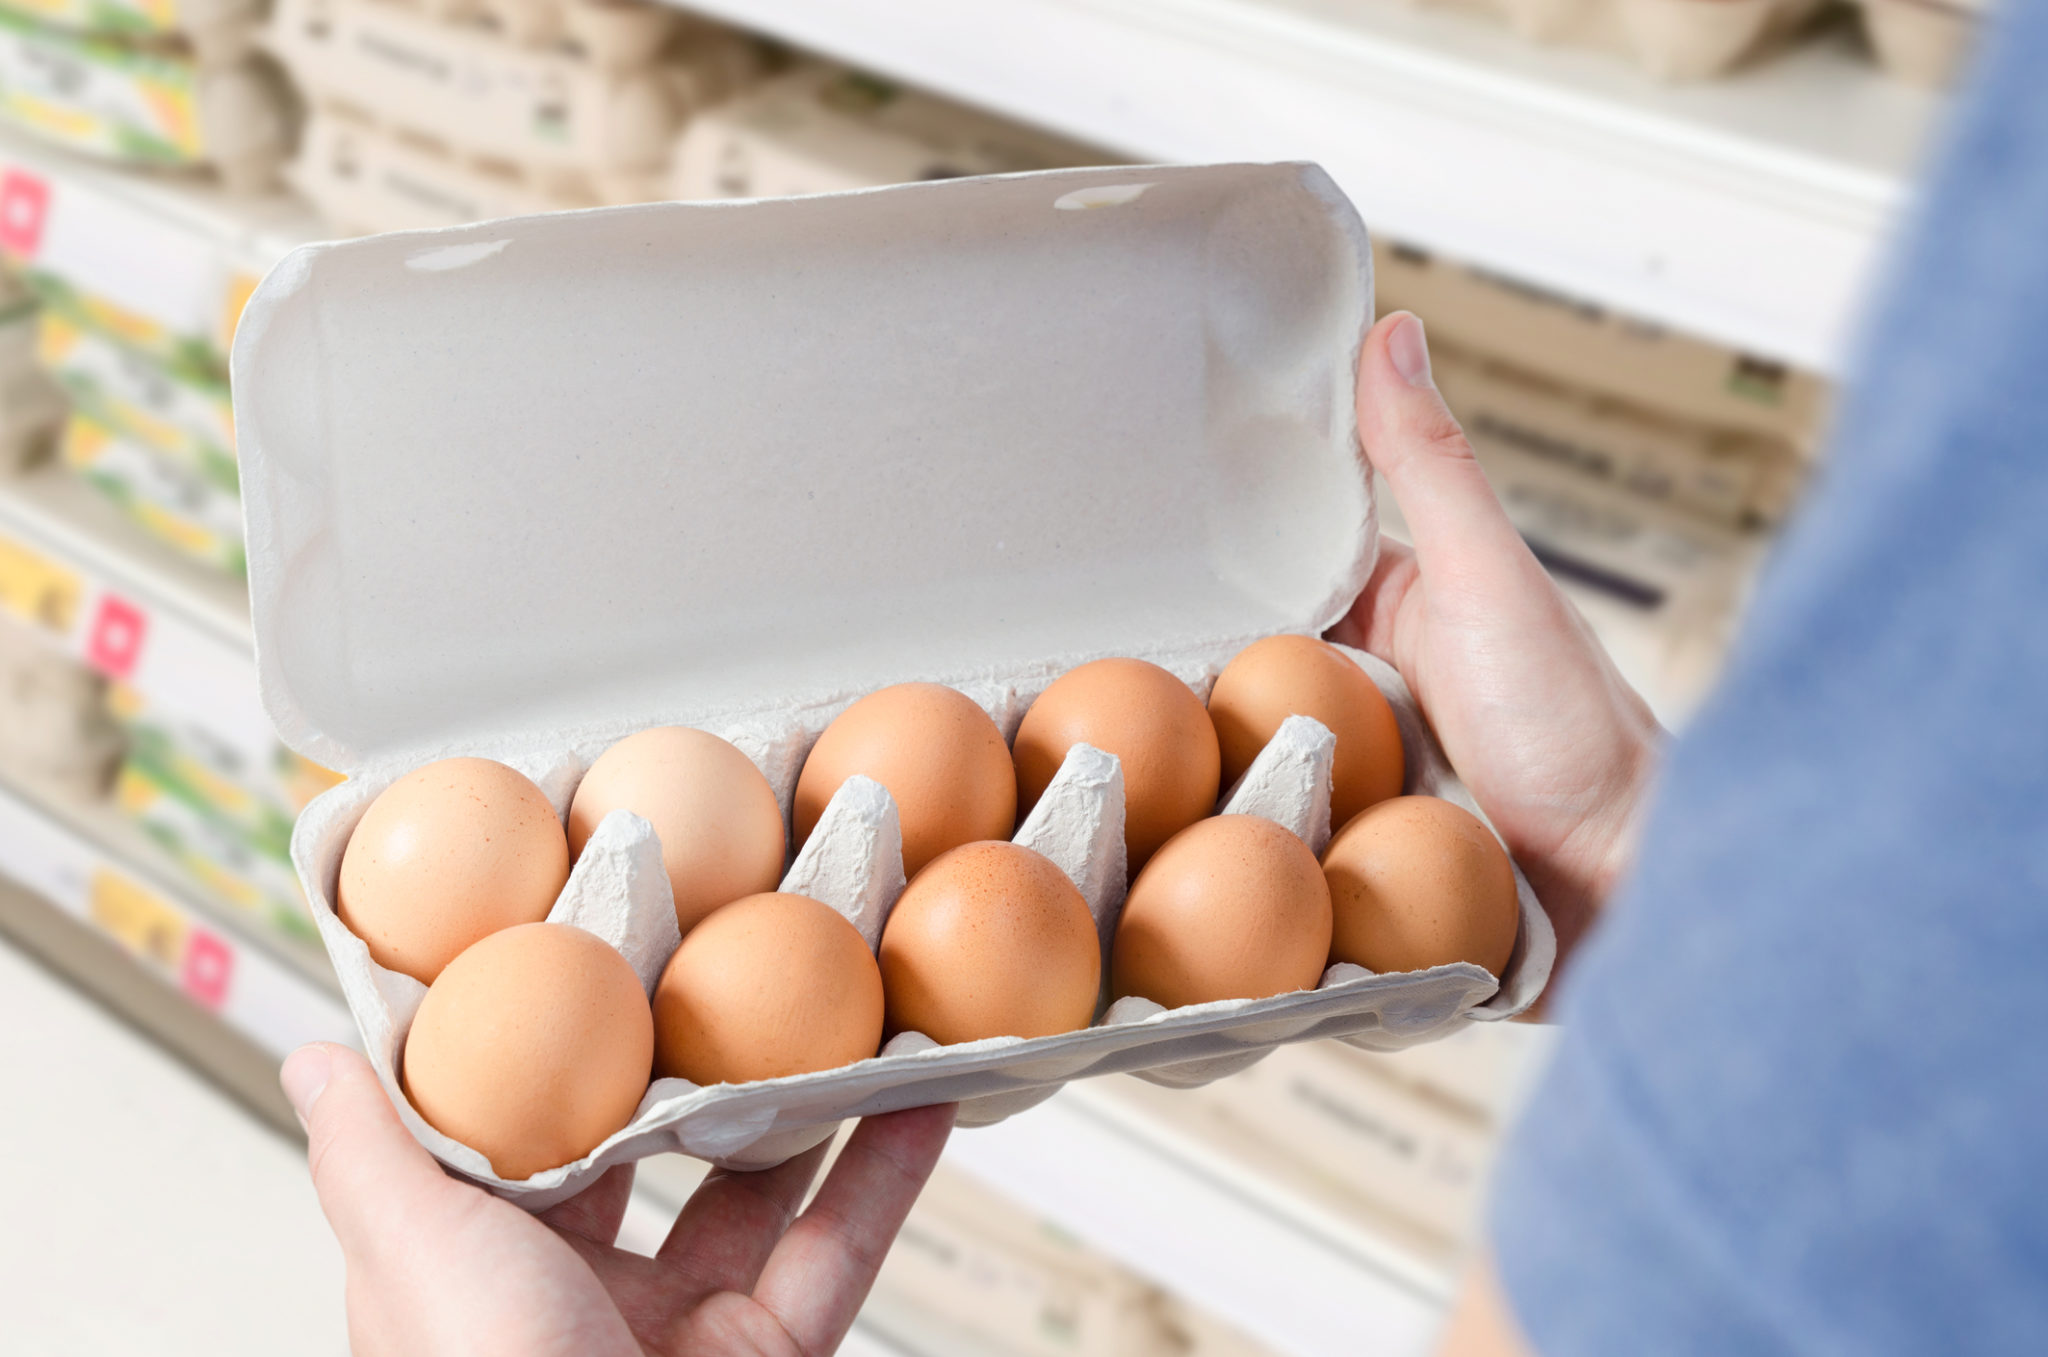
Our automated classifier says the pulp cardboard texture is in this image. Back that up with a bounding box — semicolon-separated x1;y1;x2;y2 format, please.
267;0;762;205
1418;0;1822;79
233;163;1553;1208
290;108;596;236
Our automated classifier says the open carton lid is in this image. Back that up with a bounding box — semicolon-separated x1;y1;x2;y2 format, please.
233;163;1376;774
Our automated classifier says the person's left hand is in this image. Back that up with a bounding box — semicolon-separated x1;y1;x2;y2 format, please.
282;1041;954;1356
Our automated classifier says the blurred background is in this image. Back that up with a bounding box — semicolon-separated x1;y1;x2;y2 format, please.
0;0;1952;1351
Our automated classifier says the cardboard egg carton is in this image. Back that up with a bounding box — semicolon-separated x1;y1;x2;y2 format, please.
0;613;125;798
266;0;764;207
1429;342;1799;530
0;280;65;473
4;0;266;65
1422;0;1826;81
0;9;291;191
672;65;1101;202
36;299;239;492
1372;240;1828;448
234;164;1555;1210
60;408;245;573
1856;0;1981;88
290;106;597;235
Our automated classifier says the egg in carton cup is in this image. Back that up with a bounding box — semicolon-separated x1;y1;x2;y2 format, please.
233;163;1554;1210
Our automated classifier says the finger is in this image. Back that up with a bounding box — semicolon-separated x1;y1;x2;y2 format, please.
1356;312;1542;588
754;1102;955;1355
542;1161;638;1248
285;1043;469;1261
654;1138;832;1292
1325;535;1417;659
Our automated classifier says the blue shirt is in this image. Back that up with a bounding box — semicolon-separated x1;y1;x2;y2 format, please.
1489;5;2048;1351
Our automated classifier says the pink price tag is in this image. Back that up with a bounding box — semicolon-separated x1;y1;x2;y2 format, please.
0;169;50;259
85;594;147;679
181;928;233;1011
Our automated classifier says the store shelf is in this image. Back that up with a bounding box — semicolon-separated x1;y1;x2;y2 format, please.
0;123;324;355
0;769;353;1061
945;1080;1450;1357
0;463;274;764
676;0;1937;372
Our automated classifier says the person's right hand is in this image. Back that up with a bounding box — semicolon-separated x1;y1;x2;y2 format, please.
1327;312;1664;972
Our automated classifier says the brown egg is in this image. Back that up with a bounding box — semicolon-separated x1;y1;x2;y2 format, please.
569;727;786;936
1321;796;1519;977
653;892;884;1085
879;840;1098;1044
337;757;569;984
1208;635;1405;828
401;923;653;1180
1013;658;1221;872
794;683;1016;878
1112;814;1332;1008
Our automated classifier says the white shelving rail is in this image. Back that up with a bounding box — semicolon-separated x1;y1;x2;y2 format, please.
675;0;1939;373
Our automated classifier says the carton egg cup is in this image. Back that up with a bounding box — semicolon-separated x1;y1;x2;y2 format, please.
236;162;1555;1210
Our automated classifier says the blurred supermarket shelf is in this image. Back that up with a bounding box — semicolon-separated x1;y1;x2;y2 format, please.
0;462;275;754
0;767;353;1062
674;0;1935;372
0;123;324;353
947;1079;1449;1356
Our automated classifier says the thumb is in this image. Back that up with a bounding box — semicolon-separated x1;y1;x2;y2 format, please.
283;1042;468;1259
1357;312;1535;585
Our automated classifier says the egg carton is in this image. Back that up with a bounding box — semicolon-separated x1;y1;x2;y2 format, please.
0;284;65;473
1430;342;1794;531
0;612;125;798
60;408;245;574
1856;0;1981;87
265;0;763;202
289;651;1551;1209
672;65;1099;202
36;299;238;492
0;9;291;190
290;105;599;236
2;0;265;64
1418;0;1826;80
234;163;1557;1211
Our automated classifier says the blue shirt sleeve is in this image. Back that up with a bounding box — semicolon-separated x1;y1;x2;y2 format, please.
1487;5;2048;1352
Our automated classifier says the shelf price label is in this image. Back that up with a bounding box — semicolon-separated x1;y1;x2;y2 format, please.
84;592;148;679
180;925;234;1011
0;532;81;633
0;166;50;260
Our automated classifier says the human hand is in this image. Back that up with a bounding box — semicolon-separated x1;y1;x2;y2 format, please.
282;1042;954;1356
1328;312;1663;972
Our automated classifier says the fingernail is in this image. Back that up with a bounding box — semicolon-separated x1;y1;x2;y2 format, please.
1387;312;1433;388
281;1044;333;1132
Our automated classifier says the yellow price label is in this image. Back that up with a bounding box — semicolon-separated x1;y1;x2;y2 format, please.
0;533;81;633
89;868;187;970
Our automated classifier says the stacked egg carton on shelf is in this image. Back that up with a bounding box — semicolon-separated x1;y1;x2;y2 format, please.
265;0;765;234
0;269;63;471
33;285;250;573
1098;1021;1550;1279
0;612;124;798
0;0;291;191
1374;240;1828;720
868;1164;1276;1357
671;65;1102;201
111;704;341;945
1855;0;1982;87
1392;0;1829;81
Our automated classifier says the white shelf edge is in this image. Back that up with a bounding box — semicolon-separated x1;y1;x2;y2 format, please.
672;0;1938;371
0;772;353;1058
944;1084;1448;1357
